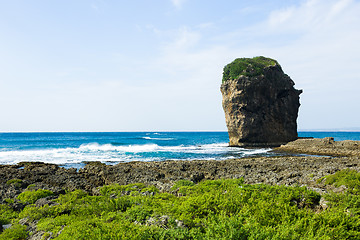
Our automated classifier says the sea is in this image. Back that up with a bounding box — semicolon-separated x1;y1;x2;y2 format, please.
0;131;359;168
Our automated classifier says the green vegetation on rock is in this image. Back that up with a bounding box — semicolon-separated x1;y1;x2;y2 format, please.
0;224;27;240
17;189;54;204
324;168;360;194
322;169;360;218
6;179;23;186
0;205;18;225
222;56;278;82
2;171;360;239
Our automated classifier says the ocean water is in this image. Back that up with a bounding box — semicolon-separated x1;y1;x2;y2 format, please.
298;131;360;141
0;131;359;168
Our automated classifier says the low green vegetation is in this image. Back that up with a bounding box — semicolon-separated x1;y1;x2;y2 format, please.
322;169;360;218
0;205;18;225
17;189;54;204
324;168;360;194
1;169;360;239
6;179;23;186
0;224;27;240
6;179;23;189
222;56;278;82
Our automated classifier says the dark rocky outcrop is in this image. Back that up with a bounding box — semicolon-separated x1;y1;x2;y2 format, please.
1;155;360;207
275;137;360;157
221;56;302;147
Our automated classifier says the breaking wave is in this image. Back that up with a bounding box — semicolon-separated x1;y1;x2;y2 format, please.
0;142;271;166
142;137;174;140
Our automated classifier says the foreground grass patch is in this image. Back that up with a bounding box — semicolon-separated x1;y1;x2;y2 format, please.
2;172;360;239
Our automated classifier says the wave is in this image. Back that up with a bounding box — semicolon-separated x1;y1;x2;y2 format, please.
142;137;174;140
0;142;271;166
79;143;160;152
243;148;271;155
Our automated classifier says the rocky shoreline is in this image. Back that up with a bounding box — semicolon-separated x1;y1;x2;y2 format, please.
1;138;359;206
275;137;360;157
1;138;360;239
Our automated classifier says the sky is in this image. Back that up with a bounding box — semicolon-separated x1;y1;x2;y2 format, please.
0;0;359;132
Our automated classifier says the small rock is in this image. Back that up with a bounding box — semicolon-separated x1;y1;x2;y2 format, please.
319;198;329;210
175;219;186;228
146;217;157;226
333;185;347;193
191;172;204;183
28;231;48;240
35;197;58;208
2;224;12;230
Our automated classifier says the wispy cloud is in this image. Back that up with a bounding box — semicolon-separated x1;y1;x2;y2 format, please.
90;3;99;11
90;1;106;13
153;0;360;130
2;0;359;131
171;0;187;9
266;0;355;32
166;27;201;50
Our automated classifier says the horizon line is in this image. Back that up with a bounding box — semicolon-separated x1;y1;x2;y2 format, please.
1;129;360;133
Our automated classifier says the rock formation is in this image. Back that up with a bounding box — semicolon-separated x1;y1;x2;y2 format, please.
221;56;302;147
275;137;360;157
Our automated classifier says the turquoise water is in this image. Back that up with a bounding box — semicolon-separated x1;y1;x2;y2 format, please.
298;131;360;141
0;132;359;167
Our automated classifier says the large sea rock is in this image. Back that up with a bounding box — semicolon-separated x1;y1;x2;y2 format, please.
221;56;302;147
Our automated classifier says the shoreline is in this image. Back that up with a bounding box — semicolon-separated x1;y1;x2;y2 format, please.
1;154;359;205
1;137;360;238
1;137;359;200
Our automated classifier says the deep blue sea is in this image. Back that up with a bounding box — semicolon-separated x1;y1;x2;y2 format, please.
0;132;359;168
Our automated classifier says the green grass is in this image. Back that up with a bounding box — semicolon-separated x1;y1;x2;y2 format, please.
222;56;278;82
2;171;360;239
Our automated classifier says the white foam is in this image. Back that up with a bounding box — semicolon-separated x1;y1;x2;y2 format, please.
0;142;271;166
78;143;159;152
242;148;271;155
142;137;174;140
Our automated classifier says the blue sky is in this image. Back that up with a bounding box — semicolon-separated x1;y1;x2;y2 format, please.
0;0;359;132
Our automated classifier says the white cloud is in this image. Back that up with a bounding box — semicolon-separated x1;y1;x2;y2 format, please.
261;0;360;130
266;0;356;33
165;27;201;51
171;0;187;9
268;7;295;27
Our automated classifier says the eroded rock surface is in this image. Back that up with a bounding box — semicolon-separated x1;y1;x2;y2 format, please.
1;155;360;205
221;56;302;147
276;137;360;157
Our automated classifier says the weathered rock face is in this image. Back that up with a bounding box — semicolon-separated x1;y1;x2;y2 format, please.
221;56;302;147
